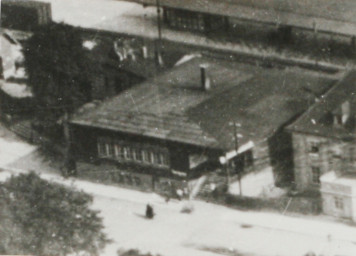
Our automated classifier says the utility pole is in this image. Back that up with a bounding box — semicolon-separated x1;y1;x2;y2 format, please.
234;122;243;196
155;0;163;69
230;122;242;196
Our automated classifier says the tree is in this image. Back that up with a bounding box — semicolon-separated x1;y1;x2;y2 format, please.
0;172;110;256
23;23;97;175
23;22;95;124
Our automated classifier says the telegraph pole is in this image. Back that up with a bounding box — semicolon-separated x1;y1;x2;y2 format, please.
155;0;163;68
234;122;243;196
229;122;242;196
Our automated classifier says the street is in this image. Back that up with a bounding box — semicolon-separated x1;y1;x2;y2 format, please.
1;125;356;256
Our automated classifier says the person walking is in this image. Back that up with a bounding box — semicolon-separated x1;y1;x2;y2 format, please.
145;204;154;219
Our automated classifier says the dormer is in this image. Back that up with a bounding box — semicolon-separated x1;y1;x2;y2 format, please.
333;100;350;126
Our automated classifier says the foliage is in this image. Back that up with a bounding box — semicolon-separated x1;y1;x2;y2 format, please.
0;172;109;256
23;22;96;124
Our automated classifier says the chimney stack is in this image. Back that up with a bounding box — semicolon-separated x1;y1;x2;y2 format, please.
341;100;350;124
142;45;148;59
200;64;210;91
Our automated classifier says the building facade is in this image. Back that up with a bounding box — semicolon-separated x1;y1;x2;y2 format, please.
321;171;356;221
136;0;356;51
287;70;356;193
69;57;336;195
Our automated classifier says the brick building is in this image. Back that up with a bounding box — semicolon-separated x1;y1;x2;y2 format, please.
69;56;336;193
287;71;356;193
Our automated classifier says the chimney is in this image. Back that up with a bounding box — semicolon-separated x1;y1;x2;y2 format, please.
142;45;148;59
200;64;210;91
341;100;350;124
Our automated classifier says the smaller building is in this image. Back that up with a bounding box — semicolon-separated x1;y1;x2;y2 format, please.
1;0;52;31
287;70;356;193
0;31;25;80
0;31;32;120
321;171;356;222
79;28;184;101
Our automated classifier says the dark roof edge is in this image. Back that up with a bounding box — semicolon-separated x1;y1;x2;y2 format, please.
69;121;224;151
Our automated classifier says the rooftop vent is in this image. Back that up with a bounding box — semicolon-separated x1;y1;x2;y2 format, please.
200;64;211;91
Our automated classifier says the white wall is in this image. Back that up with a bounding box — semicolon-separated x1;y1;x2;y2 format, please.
229;166;275;197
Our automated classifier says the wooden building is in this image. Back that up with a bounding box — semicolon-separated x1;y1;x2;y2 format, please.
69;57;336;194
287;71;356;193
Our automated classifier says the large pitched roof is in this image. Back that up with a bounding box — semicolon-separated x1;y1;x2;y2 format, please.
71;57;336;151
130;0;356;37
287;70;356;140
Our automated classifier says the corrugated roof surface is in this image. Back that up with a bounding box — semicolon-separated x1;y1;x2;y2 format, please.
71;57;336;150
287;70;356;140
131;0;356;36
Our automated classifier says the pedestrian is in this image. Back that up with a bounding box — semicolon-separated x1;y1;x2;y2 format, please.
146;204;154;219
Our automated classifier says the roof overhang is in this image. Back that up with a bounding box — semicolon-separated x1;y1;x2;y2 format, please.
219;140;254;165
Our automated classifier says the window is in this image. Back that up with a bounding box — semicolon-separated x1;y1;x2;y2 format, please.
149;151;155;164
134;148;143;162
97;138;106;156
123;147;132;160
309;141;319;154
114;144;122;159
153;152;161;165
165;8;205;31
106;142;114;156
244;150;254;167
311;167;321;184
161;153;169;166
334;197;344;210
142;150;150;163
327;150;334;166
158;153;164;165
97;137;169;167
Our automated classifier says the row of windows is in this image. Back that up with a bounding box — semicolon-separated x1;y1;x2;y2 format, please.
308;141;356;162
165;9;205;31
97;139;169;167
